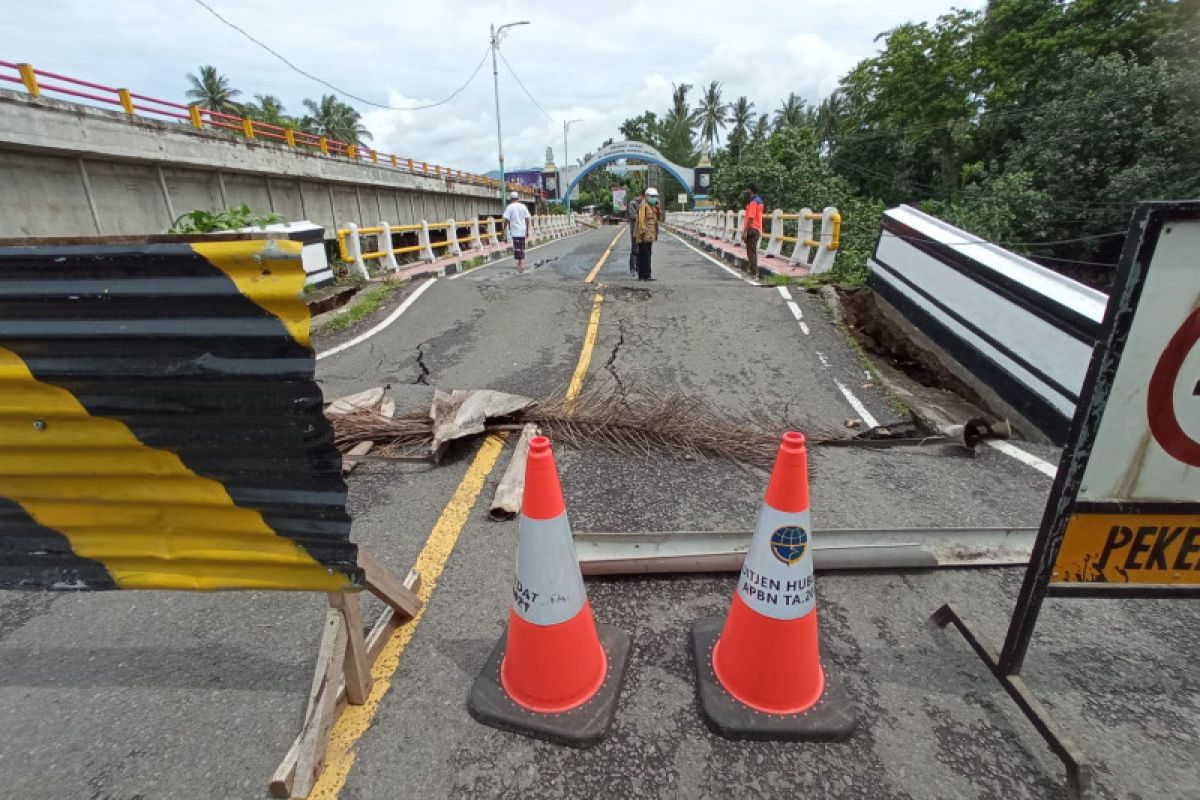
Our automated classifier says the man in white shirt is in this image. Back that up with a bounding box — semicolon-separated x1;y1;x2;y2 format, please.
502;191;532;273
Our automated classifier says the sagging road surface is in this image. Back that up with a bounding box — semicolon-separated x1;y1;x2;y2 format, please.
1;227;1197;800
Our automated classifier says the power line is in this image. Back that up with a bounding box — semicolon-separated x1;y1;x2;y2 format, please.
498;50;555;124
192;0;489;111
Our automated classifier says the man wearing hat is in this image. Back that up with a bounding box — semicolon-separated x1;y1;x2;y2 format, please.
503;191;532;273
635;187;660;281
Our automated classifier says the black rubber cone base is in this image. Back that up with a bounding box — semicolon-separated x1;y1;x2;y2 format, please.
467;623;631;748
690;616;857;741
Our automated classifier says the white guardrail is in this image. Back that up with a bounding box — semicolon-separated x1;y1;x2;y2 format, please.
669;207;842;273
336;213;584;278
867;204;1107;445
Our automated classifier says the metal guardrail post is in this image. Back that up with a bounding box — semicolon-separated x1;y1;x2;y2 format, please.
379;222;400;272
242;118;255;139
447;219;462;256
418;221;436;262
811;206;840;274
117;88;135;116
765;209;785;258
17;63;39;96
790;209;816;267
285;128;296;147
345;223;369;279
188;105;204;129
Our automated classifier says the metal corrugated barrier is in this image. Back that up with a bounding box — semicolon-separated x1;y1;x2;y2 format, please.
0;234;361;591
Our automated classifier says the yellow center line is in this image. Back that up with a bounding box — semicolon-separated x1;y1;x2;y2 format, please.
310;434;505;799
584;226;628;283
310;229;620;798
567;291;605;402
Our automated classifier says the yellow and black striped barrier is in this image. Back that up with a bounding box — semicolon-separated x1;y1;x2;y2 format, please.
0;234;361;592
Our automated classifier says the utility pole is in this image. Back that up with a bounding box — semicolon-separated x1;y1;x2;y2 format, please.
563;118;583;167
490;21;530;208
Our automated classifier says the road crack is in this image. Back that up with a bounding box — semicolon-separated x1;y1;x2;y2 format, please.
413;344;431;385
603;319;626;393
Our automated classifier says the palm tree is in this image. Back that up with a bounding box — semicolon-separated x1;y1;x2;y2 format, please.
751;113;770;142
185;65;242;113
695;81;731;155
666;83;699;127
247;94;288;127
726;96;755;160
815;92;846;155
773;92;809;131
302;95;373;144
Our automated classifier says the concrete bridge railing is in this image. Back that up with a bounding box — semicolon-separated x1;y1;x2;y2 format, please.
671;207;842;274
336;214;585;278
0;62;532;238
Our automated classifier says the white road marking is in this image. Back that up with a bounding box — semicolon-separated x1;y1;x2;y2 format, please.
835;379;880;429
776;285;792;300
817;352;830;367
799;321;811;336
786;301;803;321
986;440;1059;478
316;278;437;361
668;231;761;285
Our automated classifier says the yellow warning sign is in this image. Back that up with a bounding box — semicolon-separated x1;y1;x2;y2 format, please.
1053;512;1200;584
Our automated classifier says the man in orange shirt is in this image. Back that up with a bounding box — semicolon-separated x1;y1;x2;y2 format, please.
742;183;764;277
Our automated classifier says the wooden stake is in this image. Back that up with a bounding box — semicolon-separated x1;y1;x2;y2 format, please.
328;591;371;704
269;552;422;798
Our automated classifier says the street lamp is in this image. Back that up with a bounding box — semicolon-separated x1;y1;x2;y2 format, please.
563;118;583;166
490;20;530;206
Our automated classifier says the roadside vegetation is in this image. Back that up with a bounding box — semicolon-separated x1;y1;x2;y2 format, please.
185;65;372;144
582;0;1197;288
320;281;400;334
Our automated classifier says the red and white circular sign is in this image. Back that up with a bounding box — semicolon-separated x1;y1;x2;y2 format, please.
1147;306;1200;467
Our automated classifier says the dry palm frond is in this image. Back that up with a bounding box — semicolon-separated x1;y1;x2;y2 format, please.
328;385;845;469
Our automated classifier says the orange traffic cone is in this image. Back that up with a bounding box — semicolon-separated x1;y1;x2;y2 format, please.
468;435;630;746
691;431;856;740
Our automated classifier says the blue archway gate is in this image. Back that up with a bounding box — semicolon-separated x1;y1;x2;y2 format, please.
558;140;699;206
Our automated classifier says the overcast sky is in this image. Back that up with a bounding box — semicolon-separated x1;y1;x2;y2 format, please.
3;0;981;174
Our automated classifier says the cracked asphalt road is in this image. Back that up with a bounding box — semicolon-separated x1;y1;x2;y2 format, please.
1;227;1196;799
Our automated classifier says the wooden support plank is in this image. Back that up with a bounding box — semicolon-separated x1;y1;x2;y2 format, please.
329;592;372;705
269;564;421;798
270;608;346;798
291;612;347;798
358;549;422;618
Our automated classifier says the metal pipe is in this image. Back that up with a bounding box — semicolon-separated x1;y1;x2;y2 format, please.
574;527;1037;576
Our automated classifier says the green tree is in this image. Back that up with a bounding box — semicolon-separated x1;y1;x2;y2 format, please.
750;113;770;143
185;65;242;114
243;94;296;128
695;81;731;155
772;92;811;131
618;111;661;145
726;96;755;161
302;95;373;144
1003;51;1200;264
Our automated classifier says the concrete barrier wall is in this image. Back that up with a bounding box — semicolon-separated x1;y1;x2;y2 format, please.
0;90;502;237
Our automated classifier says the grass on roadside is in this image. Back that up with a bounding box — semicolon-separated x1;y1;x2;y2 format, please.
320;281;400;334
764;273;795;286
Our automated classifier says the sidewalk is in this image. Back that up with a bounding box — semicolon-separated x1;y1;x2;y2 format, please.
669;224;811;279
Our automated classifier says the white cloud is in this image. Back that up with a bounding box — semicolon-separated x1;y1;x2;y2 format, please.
1;0;983;173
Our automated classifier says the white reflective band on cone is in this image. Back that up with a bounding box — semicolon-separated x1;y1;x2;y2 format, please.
512;513;587;626
737;505;815;620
